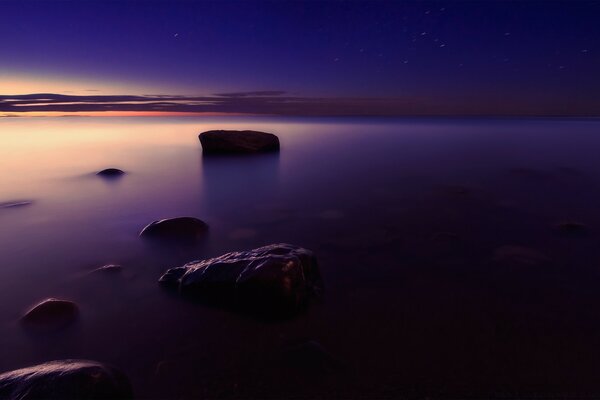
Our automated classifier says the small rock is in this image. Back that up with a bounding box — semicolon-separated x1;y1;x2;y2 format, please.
96;168;125;178
92;264;123;274
0;359;133;399
0;200;33;209
159;243;322;317
21;298;78;329
139;217;208;242
199;130;280;154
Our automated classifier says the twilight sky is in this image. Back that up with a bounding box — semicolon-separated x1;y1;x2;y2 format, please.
1;0;599;116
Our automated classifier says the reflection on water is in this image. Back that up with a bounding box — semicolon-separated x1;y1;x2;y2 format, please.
2;116;600;397
201;152;280;219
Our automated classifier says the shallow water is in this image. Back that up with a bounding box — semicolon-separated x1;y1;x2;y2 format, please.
2;116;600;398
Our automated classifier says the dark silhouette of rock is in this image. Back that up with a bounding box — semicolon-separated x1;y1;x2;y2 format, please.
0;200;33;209
96;168;125;178
199;130;280;154
159;243;322;317
0;359;133;400
139;217;208;242
21;298;78;329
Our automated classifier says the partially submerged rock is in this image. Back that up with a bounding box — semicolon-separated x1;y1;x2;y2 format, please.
199;130;280;154
21;298;78;329
0;200;33;209
159;243;322;317
0;359;133;399
92;264;123;274
96;168;125;178
139;217;208;242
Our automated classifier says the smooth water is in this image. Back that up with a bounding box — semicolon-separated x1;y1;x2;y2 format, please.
2;116;600;398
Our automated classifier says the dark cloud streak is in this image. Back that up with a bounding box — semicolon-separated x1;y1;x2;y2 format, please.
1;92;598;116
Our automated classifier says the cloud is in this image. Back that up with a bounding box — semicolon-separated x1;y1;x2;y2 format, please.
0;93;419;116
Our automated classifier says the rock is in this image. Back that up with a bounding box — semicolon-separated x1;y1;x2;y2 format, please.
139;217;208;242
0;200;33;209
92;264;123;274
199;130;280;154
0;359;133;399
96;168;125;178
21;298;78;329
159;243;322;317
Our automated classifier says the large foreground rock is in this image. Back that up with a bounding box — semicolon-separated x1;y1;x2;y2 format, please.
159;243;322;317
0;360;133;400
199;130;280;154
139;217;208;242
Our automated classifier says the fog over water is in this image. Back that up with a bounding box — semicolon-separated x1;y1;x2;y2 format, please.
2;116;600;398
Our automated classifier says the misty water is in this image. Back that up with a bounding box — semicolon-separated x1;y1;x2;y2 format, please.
2;116;600;398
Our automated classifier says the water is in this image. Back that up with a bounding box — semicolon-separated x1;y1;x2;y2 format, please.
2;116;600;398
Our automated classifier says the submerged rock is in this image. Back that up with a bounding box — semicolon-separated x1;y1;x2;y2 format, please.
199;130;280;154
139;217;208;242
0;359;133;400
21;298;78;329
159;243;322;317
0;200;33;209
92;264;123;274
96;168;125;178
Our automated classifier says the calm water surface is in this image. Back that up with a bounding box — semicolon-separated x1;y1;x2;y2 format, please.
2;116;600;398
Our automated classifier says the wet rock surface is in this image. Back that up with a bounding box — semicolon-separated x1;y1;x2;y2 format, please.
0;359;133;400
21;298;78;329
139;217;208;242
96;168;125;177
159;243;322;317
199;130;280;154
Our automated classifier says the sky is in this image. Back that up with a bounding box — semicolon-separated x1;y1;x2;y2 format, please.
1;0;599;116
